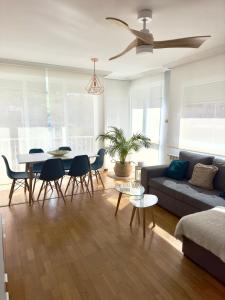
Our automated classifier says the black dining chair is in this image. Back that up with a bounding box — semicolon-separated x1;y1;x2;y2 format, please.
58;146;72;186
58;146;72;170
58;146;72;151
29;148;44;192
90;148;106;188
2;155;29;206
37;159;66;207
65;155;91;201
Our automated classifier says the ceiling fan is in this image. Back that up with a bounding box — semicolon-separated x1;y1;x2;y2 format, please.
106;9;211;60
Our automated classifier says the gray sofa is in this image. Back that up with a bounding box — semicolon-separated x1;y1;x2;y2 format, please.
141;151;225;217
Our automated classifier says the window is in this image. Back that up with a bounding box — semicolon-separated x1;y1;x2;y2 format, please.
179;80;225;156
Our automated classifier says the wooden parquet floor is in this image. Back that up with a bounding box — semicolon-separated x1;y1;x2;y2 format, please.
0;174;224;300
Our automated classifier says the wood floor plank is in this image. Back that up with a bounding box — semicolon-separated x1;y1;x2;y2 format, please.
0;174;224;299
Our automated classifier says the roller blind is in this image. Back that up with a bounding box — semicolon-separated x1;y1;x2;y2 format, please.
131;84;162;109
179;80;225;155
130;77;163;165
47;69;95;137
0;64;100;184
130;81;163;144
0;64;47;179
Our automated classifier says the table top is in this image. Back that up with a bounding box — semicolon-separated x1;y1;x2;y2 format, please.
130;194;158;208
115;182;145;196
17;151;98;164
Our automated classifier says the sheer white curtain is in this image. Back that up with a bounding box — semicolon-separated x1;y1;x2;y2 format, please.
0;64;102;184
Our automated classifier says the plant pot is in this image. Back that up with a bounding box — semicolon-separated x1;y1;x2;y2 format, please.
114;161;132;177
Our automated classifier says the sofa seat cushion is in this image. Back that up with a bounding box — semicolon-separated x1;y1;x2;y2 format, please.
149;177;225;211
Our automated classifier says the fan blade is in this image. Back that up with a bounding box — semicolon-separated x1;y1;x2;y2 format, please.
154;36;211;49
105;17;129;29
109;39;138;60
129;29;154;45
106;17;153;45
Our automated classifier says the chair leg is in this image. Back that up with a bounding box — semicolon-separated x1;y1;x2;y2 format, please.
97;170;105;189
55;181;66;204
95;170;99;184
37;181;45;201
83;176;91;198
25;179;30;193
59;177;63;188
42;182;48;207
49;182;54;191
74;177;79;194
65;176;72;195
80;176;84;192
32;176;37;194
71;177;76;202
8;179;16;206
54;180;61;197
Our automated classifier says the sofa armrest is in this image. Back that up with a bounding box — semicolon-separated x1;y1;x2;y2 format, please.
141;165;168;191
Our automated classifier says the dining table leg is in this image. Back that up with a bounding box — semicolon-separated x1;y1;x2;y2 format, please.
28;163;33;205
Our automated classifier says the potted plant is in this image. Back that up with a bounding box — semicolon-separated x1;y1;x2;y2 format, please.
97;126;151;177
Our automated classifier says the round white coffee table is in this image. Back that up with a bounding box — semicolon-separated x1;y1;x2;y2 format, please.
130;194;158;238
114;182;145;216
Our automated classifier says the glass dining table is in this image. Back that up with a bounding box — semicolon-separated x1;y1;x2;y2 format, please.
17;151;98;205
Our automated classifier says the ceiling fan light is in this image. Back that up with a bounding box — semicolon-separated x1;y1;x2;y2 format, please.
136;44;153;55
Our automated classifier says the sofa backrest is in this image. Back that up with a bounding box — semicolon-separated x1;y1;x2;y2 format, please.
179;151;214;179
213;158;225;191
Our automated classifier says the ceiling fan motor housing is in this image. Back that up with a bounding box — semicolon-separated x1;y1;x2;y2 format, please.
137;9;152;23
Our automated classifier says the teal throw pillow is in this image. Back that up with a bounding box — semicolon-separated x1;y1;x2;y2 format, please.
165;160;189;180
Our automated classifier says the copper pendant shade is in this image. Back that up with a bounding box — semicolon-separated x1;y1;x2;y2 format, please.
86;58;104;95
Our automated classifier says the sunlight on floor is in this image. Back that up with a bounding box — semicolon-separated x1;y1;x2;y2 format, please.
151;224;182;252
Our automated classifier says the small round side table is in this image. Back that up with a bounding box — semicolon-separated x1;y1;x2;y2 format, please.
114;182;145;216
130;194;158;238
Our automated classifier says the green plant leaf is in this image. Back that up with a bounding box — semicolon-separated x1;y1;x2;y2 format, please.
96;127;151;163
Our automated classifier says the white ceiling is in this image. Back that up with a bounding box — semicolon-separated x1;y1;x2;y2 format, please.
0;0;225;79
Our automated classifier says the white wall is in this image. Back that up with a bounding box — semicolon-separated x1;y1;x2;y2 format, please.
167;53;225;156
